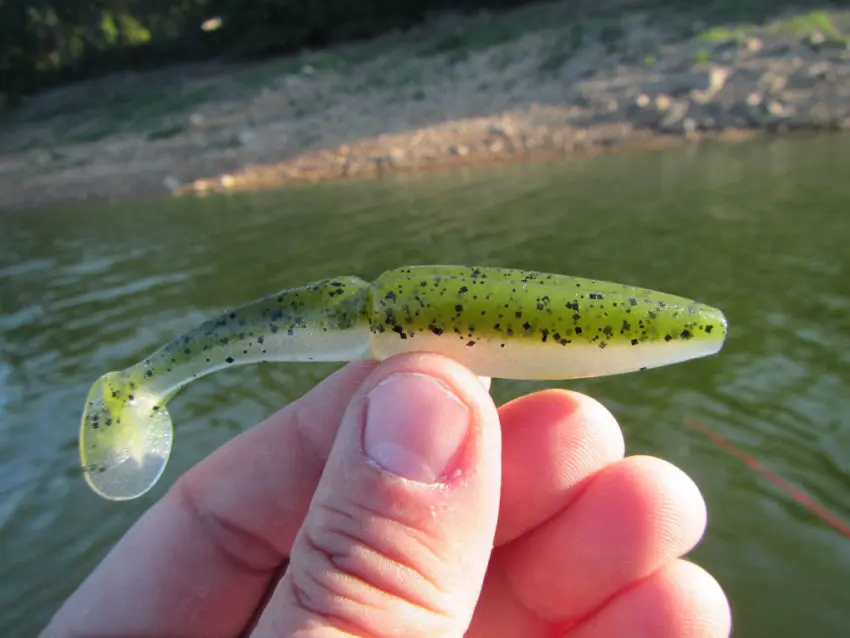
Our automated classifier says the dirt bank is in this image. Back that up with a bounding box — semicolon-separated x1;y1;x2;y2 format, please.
1;1;849;211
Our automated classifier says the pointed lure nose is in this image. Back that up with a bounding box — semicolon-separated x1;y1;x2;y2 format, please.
617;297;728;373
692;303;728;354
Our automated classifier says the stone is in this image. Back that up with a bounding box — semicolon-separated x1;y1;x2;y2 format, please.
806;31;827;48
691;66;731;102
487;138;506;153
236;130;255;146
669;66;730;100
766;100;794;119
808;103;836;126
628;94;666;128
759;71;788;95
808;61;835;81
786;62;834;89
658;100;690;132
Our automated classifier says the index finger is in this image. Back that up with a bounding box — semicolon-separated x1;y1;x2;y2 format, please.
42;361;376;638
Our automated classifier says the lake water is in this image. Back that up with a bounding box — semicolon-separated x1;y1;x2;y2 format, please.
1;133;849;636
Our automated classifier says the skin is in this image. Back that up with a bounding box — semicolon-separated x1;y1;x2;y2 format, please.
44;353;731;637
78;265;727;502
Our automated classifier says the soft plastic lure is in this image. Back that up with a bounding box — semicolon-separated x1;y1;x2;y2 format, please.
80;265;727;500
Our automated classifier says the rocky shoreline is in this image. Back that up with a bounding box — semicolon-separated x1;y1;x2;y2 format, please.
1;2;849;211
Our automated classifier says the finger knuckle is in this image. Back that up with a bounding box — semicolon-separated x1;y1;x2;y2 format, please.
290;499;461;636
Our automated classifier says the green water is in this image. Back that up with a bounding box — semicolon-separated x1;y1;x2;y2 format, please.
2;134;849;636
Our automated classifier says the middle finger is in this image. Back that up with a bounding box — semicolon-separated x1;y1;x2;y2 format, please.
497;455;707;624
496;389;625;545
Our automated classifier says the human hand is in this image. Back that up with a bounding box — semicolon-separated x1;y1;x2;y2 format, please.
44;352;730;637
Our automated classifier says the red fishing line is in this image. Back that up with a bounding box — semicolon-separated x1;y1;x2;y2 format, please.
684;417;850;539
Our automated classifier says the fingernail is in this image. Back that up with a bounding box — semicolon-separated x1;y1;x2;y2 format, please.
364;373;470;483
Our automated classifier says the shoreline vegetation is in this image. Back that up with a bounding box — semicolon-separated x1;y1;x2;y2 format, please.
1;1;849;212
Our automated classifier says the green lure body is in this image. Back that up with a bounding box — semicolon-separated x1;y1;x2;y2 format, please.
79;265;727;501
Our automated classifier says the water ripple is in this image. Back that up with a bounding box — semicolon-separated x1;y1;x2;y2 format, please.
1;134;849;636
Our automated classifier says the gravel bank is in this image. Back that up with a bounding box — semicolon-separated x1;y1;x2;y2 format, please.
1;1;849;210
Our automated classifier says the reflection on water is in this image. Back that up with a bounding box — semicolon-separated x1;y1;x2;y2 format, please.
2;133;849;636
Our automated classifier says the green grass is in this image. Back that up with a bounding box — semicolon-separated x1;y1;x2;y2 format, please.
695;8;850;46
771;10;843;38
697;26;746;43
694;48;713;65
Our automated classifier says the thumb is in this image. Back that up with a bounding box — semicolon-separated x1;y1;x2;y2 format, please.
252;353;502;638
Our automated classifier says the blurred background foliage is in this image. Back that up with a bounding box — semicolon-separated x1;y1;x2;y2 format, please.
0;0;539;109
2;0;846;110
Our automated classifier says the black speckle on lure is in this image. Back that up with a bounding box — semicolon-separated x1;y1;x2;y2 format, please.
78;265;727;502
